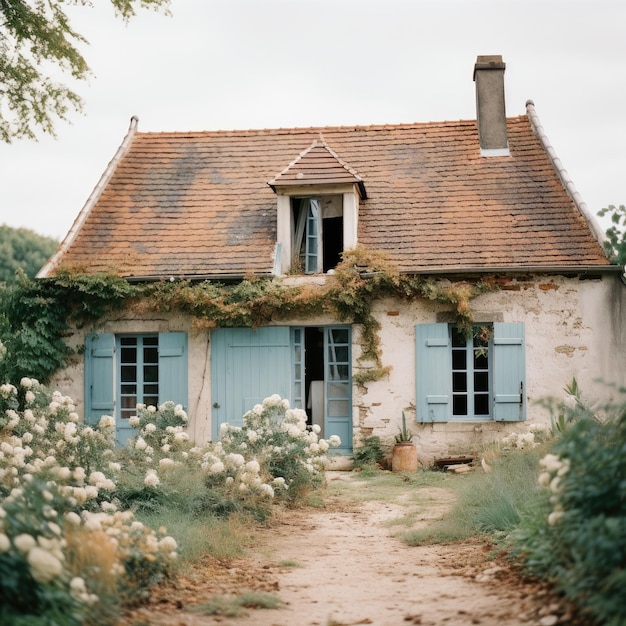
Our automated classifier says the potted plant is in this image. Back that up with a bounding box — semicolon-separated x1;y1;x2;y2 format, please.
391;412;418;472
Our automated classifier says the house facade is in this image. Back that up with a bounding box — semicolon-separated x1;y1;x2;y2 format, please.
40;56;626;464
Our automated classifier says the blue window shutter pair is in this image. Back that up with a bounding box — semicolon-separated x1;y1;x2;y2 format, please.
415;322;525;422
84;332;188;426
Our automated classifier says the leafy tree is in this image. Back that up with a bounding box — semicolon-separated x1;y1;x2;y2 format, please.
0;224;58;282
0;0;170;143
598;204;626;267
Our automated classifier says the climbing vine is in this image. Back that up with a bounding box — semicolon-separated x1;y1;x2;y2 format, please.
0;248;498;385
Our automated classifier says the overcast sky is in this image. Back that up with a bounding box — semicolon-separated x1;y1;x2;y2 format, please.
1;0;625;240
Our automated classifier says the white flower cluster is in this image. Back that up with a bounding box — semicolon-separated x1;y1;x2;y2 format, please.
0;379;178;617
538;453;571;525
500;431;538;450
0;519;65;585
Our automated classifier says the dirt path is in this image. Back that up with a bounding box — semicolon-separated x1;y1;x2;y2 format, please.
123;472;573;626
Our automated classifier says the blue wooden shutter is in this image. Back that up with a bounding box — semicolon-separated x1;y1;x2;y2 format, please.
158;332;188;409
493;322;526;421
84;333;115;426
415;323;450;422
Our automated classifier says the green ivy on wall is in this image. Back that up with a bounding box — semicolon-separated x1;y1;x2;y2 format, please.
0;248;498;385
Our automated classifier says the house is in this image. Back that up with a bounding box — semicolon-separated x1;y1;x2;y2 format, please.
40;56;626;463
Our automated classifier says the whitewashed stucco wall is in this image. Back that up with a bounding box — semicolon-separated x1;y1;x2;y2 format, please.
356;274;626;464
51;273;626;465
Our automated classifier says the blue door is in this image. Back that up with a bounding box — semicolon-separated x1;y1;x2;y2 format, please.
210;325;353;451
210;327;292;439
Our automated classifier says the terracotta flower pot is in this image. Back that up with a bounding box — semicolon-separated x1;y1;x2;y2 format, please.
391;442;418;472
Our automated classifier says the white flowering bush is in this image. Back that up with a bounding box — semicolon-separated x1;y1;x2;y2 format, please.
119;393;340;518
216;394;340;503
0;380;178;625
514;395;626;626
1;381;338;624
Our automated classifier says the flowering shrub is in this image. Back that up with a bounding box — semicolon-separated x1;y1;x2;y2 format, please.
514;401;626;626
217;394;340;502
120;394;340;516
0;379;178;625
1;379;338;624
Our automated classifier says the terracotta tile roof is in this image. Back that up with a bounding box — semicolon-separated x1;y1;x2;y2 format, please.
43;112;611;279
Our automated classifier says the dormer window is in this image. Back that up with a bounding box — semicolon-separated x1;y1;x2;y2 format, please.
292;195;343;274
269;136;366;276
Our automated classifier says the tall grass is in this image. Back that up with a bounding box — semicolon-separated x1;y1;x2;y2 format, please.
399;446;547;546
137;508;255;563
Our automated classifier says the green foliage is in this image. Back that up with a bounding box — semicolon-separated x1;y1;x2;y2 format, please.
598;204;626;266
0;273;137;383
0;248;497;387
513;400;626;626
352;436;385;469
0;0;171;142
538;376;597;436
395;411;413;443
0;225;58;282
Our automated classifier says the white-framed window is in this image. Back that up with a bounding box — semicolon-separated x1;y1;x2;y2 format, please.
415;322;525;422
291;195;343;274
451;325;491;418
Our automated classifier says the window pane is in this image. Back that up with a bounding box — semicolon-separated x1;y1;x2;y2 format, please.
120;346;137;363
329;346;349;363
331;329;349;344
144;395;159;408
144;347;158;364
453;395;467;415
474;394;490;415
144;384;158;396
144;365;158;382
121;384;136;394
452;350;466;370
333;364;349;380
451;329;466;347
474;351;488;370
328;382;349;399
121;395;136;410
474;372;489;392
121;365;136;383
452;372;467;392
328;399;349;417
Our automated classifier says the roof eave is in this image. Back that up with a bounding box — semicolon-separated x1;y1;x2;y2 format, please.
398;264;620;276
123;271;275;283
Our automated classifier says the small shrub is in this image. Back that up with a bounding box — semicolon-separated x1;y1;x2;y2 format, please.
352;436;384;469
513;407;626;626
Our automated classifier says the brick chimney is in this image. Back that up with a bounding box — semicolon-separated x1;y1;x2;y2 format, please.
473;55;509;156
